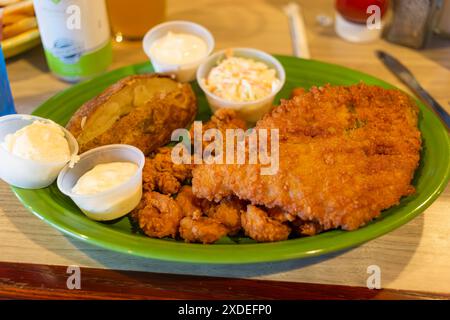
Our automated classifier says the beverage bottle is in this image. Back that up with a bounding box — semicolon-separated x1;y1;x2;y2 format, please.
33;0;112;82
335;0;389;43
0;45;16;116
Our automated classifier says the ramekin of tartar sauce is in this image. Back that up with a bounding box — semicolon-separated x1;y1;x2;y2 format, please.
0;114;79;189
57;144;145;221
197;48;286;123
143;20;214;82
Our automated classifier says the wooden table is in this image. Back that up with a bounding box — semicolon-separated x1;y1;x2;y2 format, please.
1;0;449;299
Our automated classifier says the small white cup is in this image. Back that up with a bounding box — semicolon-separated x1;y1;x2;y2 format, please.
0;114;79;189
196;48;286;123
57;144;145;221
143;20;215;82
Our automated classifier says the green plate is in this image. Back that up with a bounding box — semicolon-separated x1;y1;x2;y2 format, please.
12;56;450;264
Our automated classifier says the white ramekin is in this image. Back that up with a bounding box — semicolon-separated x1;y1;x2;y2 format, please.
0;114;79;189
57;144;145;221
196;48;286;123
143;20;215;82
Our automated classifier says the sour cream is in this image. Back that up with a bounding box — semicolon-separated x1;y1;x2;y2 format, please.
149;31;208;65
72;162;138;195
2;120;71;163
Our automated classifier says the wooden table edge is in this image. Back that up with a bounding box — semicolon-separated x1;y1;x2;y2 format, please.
0;261;448;300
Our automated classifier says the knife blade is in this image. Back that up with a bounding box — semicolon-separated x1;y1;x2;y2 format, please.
376;50;450;132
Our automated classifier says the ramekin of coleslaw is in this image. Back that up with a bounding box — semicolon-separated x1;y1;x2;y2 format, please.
197;48;286;123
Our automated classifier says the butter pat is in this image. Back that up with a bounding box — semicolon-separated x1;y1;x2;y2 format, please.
72;162;138;195
2;120;71;162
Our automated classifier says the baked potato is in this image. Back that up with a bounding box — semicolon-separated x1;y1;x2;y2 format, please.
66;74;197;154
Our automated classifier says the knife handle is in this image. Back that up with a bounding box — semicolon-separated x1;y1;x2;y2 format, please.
414;85;450;132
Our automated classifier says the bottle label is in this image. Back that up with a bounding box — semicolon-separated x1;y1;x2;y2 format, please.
33;0;112;79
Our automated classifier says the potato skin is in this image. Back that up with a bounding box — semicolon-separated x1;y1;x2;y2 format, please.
66;74;197;155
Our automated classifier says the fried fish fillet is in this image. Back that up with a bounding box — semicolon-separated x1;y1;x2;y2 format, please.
192;84;421;231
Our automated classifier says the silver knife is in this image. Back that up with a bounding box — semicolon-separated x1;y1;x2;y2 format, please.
376;50;450;132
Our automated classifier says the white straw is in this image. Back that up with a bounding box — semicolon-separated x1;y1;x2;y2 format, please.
283;2;311;59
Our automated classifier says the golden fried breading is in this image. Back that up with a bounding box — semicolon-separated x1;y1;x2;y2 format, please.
175;185;210;217
291;219;323;236
204;197;244;235
290;87;306;99
241;205;291;242
267;207;297;223
179;212;228;244
193;108;247;134
208;108;247;131
176;185;243;236
190;108;247;150
175;185;201;217
143;147;192;195
193;84;421;231
132;191;183;238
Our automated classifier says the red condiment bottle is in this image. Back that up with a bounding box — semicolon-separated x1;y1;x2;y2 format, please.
335;0;389;42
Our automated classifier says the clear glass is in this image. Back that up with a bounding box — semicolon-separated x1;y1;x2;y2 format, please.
106;0;166;41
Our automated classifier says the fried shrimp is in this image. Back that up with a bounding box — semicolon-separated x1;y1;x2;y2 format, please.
143;147;192;195
175;185;212;217
291;218;323;236
241;205;291;242
267;207;297;223
179;212;229;244
132;191;183;238
176;186;244;236
205;197;244;235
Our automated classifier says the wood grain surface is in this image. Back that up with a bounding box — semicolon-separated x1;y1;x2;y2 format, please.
1;0;450;296
1;262;449;300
